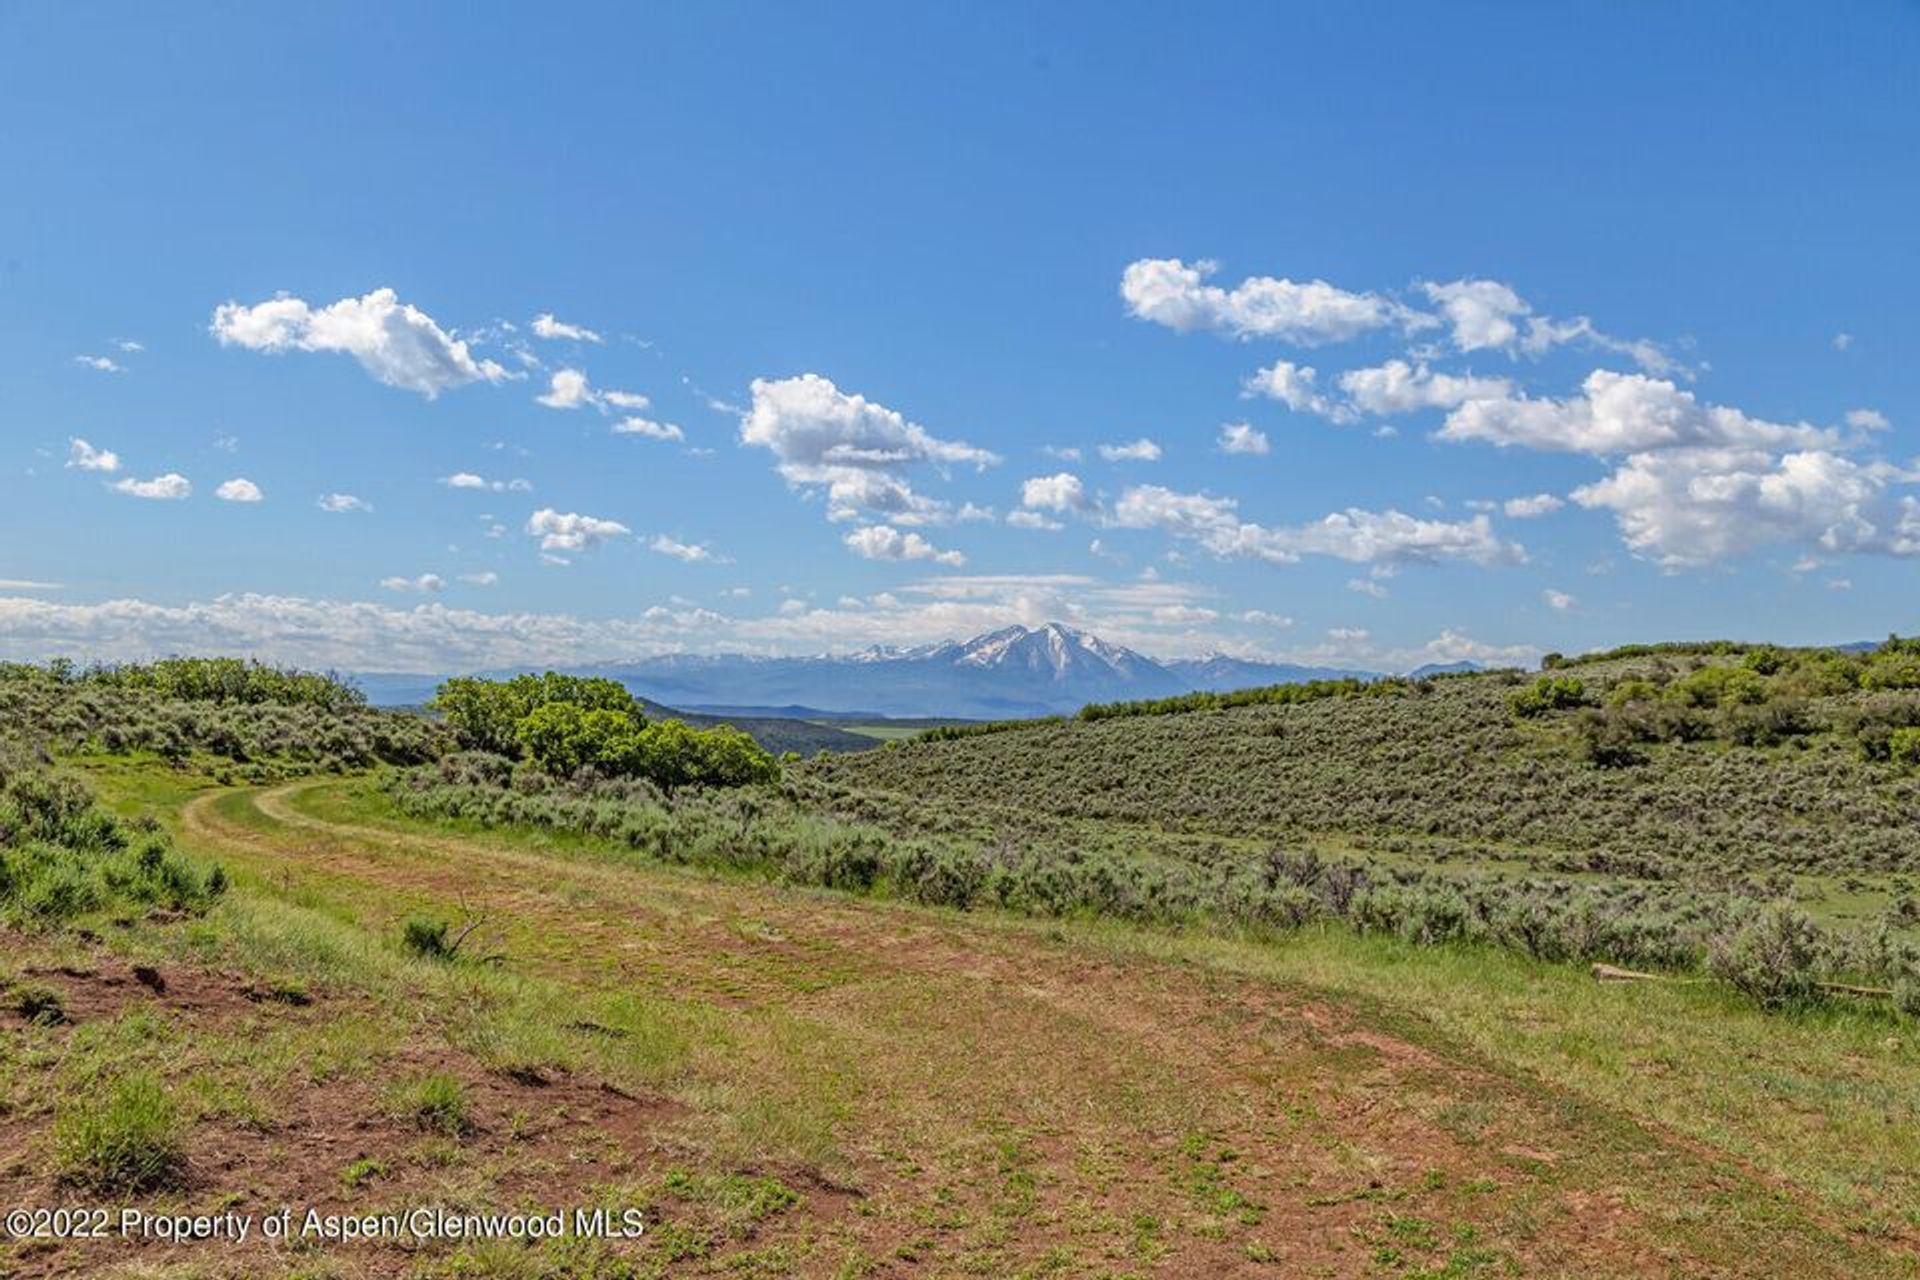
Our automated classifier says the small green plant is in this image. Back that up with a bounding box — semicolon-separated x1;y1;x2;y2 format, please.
339;1156;388;1190
54;1071;186;1192
388;1072;472;1136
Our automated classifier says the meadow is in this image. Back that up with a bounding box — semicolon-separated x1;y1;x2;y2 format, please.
1;653;1917;1277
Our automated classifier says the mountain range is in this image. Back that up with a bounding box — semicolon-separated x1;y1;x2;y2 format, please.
354;622;1393;719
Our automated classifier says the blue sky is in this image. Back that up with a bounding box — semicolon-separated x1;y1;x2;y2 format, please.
3;2;1916;672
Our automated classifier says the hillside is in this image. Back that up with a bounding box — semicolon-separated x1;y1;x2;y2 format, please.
809;642;1920;904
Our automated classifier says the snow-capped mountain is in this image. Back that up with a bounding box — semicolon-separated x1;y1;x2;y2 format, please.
372;623;1384;719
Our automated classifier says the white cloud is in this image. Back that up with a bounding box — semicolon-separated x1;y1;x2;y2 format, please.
1828;577;1853;591
1217;422;1269;455
1020;472;1088;512
1502;493;1564;519
210;288;511;397
380;574;445;593
1041;445;1082;462
649;534;724;564
115;339;144;353
1099;437;1162;463
111;473;191;500
612;416;685;442
1110;484;1523;567
1243;360;1353;421
1121;258;1419;345
1346;577;1389;598
526;508;630;554
1571;445;1920;568
740;373;999;525
459;572;499;586
1337;360;1514;417
1832;333;1854;351
66;438;120;473
1543;588;1575;611
74;354;126;374
1439;369;1831;455
215;478;263;503
1422;278;1677;374
535;368;597;409
317;493;373;514
530;312;603;344
1846;408;1890;432
1153;604;1219;624
1239;609;1293;628
1007;510;1064;531
439;472;531;493
843;525;966;567
0;579;61;591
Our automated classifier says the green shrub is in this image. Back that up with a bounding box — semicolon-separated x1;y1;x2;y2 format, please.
1509;676;1588;718
1707;904;1823;1010
1889;727;1920;769
54;1071;186;1192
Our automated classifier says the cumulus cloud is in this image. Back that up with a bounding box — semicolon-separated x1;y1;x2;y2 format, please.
380;573;445;593
74;354;126;374
210;288;511;397
459;572;499;586
1346;577;1389;598
214;478;263;503
649;534;724;564
1427;368;1920;567
1109;485;1523;567
1337;360;1514;417
317;493;372;514
1502;493;1564;519
1020;472;1088;512
1570;445;1920;568
536;368;598;409
843;525;966;567
533;366;650;412
66;438;120;473
111;473;191;500
1847;408;1890;432
1098;437;1162;463
740;373;999;525
530;312;603;343
1242;361;1352;421
1006;510;1064;531
1439;370;1830;455
526;508;630;554
1422;278;1677;374
1121;258;1420;345
439;472;531;493
1217;422;1269;456
1543;588;1575;611
611;416;685;442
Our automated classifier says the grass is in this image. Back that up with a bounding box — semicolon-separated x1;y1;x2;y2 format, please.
53;1069;186;1192
385;1071;473;1136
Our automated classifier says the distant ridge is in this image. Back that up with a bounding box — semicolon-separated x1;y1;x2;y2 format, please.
356;623;1388;720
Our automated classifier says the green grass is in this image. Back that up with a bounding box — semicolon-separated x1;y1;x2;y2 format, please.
53;1069;187;1192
